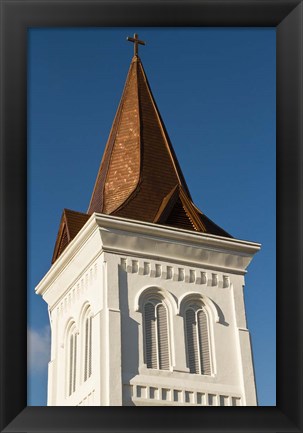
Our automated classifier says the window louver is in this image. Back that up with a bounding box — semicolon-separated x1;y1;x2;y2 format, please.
185;309;199;374
144;300;170;370
88;316;92;377
68;331;77;396
73;334;77;393
84;318;89;381
84;315;93;381
156;304;170;370
185;306;211;375
144;302;157;369
198;309;211;375
69;334;73;396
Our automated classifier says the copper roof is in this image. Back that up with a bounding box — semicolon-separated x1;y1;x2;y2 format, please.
88;55;191;218
52;209;90;264
88;54;231;236
52;53;231;263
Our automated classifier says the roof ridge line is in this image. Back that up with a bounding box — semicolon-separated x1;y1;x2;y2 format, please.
105;59;142;214
178;186;206;232
87;60;135;214
137;60;192;198
111;57;145;215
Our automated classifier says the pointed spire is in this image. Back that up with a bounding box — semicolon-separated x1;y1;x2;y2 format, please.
52;37;231;263
88;53;195;224
87;44;230;237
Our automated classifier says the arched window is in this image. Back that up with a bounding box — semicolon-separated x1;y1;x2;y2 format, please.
66;323;78;396
144;300;170;370
185;304;211;375
80;304;93;383
83;314;92;382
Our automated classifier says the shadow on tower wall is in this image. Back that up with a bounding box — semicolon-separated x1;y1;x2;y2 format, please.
118;264;139;406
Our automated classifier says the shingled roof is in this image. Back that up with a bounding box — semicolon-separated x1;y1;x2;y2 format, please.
52;51;231;264
52;209;90;263
88;54;231;236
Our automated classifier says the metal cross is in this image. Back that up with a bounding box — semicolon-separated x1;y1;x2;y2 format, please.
126;33;145;56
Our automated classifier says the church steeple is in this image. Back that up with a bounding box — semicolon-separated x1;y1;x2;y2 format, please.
88;47;192;220
39;35;259;410
88;36;230;236
52;36;230;263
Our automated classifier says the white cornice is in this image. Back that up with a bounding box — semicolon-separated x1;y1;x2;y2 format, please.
35;213;261;297
35;214;98;296
93;213;261;254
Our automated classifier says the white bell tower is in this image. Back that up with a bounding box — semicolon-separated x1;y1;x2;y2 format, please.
36;35;260;406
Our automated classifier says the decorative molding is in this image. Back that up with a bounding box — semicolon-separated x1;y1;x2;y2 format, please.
120;257;230;290
134;285;178;316
128;383;242;406
36;213;260;297
56;263;97;318
178;292;220;323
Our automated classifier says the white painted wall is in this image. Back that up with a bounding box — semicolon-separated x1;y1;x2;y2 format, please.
36;213;260;406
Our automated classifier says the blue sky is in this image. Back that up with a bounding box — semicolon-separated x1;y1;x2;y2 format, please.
28;27;276;406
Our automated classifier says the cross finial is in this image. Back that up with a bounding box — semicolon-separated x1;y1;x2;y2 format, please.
126;33;145;57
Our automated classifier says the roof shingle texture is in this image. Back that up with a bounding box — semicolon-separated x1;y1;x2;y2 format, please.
51;209;90;264
88;56;191;220
52;54;231;264
88;55;231;237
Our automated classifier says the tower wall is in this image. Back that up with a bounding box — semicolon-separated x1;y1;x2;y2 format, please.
44;227;104;406
36;214;259;406
114;254;254;406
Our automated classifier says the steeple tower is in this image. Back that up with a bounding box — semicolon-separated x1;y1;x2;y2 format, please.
38;35;259;407
88;37;230;234
53;35;230;264
88;51;193;219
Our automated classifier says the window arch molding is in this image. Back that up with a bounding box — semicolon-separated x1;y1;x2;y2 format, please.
178;292;220;323
79;302;94;383
62;317;79;348
63;319;79;397
179;293;216;376
136;286;177;371
134;285;178;316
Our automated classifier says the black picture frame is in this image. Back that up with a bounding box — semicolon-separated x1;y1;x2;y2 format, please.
0;0;302;432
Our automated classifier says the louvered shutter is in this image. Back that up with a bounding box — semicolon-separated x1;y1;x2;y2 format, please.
186;309;199;374
84;318;89;381
73;333;77;392
156;304;170;370
84;315;93;381
197;309;211;375
69;334;74;395
88;316;92;377
144;303;157;368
